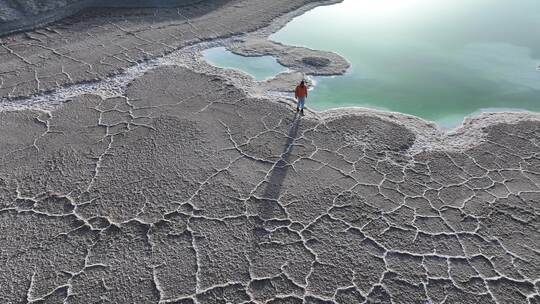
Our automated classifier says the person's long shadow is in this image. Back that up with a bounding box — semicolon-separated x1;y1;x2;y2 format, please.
259;112;301;215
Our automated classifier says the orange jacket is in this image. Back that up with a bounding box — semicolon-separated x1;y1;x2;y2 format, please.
295;84;308;98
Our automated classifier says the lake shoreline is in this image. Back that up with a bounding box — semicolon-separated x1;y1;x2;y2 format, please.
201;0;540;128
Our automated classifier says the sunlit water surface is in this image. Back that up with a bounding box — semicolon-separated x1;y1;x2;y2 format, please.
205;0;540;127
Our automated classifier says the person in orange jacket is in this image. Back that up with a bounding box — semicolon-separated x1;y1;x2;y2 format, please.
295;80;308;114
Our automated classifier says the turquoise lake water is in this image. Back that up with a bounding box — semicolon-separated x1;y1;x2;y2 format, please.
204;0;540;127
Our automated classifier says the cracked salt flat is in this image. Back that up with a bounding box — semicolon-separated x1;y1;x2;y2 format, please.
2;63;539;303
1;0;540;303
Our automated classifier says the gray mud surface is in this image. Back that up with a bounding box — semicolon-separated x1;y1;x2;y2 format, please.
1;0;539;303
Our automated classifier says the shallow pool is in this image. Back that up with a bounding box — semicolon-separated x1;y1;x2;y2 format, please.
206;0;540;127
202;47;288;81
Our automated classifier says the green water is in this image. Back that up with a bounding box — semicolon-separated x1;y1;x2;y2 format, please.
205;0;540;126
202;47;287;81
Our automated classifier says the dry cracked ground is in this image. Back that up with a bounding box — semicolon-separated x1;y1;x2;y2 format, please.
1;0;540;303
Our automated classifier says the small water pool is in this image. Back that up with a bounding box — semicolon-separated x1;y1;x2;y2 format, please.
203;0;540;127
202;47;287;81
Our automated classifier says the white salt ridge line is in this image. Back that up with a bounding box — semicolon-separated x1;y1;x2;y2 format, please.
0;39;228;111
0;59;162;111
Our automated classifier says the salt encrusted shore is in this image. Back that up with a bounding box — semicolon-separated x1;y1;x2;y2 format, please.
0;0;539;303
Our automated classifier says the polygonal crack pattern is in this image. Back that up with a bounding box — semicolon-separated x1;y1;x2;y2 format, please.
1;64;539;303
1;0;538;302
